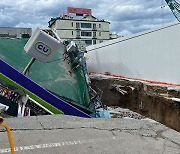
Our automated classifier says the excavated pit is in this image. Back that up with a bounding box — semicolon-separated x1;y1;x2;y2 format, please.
91;75;180;132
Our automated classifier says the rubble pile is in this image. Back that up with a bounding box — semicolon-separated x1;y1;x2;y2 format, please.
108;106;145;119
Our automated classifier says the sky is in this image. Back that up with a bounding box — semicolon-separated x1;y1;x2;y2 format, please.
0;0;178;36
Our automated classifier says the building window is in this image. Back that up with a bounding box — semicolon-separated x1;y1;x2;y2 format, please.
99;32;101;36
81;23;91;28
93;32;96;37
72;22;73;27
81;31;92;37
77;31;80;37
99;24;101;28
93;24;96;29
76;23;80;29
85;40;92;45
72;31;73;36
93;40;96;45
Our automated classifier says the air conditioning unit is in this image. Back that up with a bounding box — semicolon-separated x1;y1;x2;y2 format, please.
24;28;62;63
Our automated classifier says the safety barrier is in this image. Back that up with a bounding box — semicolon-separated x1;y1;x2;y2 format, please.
0;116;15;154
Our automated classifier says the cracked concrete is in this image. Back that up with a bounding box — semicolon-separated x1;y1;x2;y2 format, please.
0;115;179;154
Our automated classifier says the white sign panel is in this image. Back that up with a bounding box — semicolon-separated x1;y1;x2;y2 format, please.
24;28;62;63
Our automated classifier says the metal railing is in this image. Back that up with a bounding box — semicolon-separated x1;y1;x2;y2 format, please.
0;116;15;154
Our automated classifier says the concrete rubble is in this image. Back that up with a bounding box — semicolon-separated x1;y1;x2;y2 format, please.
0;114;179;154
107;106;145;119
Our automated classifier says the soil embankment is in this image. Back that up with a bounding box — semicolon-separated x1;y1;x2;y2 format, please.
91;75;180;131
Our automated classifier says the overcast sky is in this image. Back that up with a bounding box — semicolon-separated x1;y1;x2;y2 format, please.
0;0;178;35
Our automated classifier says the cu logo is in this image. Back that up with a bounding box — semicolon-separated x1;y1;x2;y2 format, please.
35;42;52;56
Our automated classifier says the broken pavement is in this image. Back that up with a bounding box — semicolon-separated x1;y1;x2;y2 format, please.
0;114;179;154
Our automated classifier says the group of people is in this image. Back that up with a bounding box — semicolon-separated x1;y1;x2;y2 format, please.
0;83;30;117
0;85;20;103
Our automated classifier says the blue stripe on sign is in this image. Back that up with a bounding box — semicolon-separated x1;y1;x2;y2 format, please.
0;59;91;118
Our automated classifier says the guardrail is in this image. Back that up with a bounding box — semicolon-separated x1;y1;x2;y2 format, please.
0;116;15;154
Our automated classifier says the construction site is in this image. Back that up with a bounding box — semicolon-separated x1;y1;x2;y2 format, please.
0;0;180;153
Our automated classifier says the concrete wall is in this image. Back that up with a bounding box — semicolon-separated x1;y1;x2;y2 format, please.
56;30;76;39
87;23;180;84
55;20;72;29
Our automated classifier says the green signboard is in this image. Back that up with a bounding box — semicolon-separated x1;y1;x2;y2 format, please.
0;38;92;113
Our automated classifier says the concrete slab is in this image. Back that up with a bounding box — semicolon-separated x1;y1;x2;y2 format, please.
0;115;179;154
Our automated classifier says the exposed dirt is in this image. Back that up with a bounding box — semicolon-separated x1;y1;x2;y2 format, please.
91;75;180;132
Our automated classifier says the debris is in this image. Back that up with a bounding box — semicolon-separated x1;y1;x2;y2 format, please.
111;84;128;95
90;74;180;131
103;106;145;120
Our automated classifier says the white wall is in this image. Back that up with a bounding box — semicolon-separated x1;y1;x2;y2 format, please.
55;20;72;29
56;30;75;39
87;23;180;84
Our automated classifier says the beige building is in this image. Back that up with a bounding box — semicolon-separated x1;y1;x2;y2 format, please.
48;8;111;46
0;27;32;39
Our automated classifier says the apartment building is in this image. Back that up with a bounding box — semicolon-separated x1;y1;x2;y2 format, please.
48;7;111;46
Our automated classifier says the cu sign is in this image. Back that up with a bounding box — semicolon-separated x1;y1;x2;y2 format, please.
35;42;52;56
